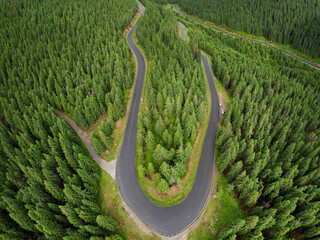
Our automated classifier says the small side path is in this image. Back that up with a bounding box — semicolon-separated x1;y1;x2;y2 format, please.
56;110;117;179
178;22;186;41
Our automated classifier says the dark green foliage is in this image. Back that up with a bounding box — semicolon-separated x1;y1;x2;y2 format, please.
96;215;117;232
156;0;320;58
91;133;106;155
179;11;320;239
135;2;207;191
0;0;136;131
0;0;138;238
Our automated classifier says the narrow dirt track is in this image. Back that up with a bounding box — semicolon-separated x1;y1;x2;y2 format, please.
56;110;116;178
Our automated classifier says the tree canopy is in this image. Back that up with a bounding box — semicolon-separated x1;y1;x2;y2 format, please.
135;2;208;192
0;0;138;238
179;11;320;239
148;0;320;58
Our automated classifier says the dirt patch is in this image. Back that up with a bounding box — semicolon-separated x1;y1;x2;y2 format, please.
218;92;227;122
101;149;110;158
110;118;123;142
123;9;141;36
116;118;123;128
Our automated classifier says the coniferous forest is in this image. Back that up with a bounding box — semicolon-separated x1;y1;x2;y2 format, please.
155;0;320;58
1;0;320;239
0;0;137;239
178;10;320;239
135;3;207;193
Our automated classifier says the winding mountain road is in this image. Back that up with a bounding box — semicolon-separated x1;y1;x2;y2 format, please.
57;2;219;237
116;2;219;237
165;5;320;71
55;1;318;237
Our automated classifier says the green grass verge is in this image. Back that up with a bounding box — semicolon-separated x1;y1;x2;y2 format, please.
185;24;190;43
97;170;160;240
136;50;212;206
233;30;267;42
188;172;245;239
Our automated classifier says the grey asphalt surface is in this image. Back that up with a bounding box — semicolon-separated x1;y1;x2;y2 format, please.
116;3;219;236
178;22;186;41
166;5;320;71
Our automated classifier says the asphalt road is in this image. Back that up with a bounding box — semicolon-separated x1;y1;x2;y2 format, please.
166;5;320;71
178;22;186;41
116;3;219;236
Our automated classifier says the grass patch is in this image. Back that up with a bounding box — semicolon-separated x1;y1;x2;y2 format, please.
188;172;245;239
233;30;267;41
185;24;190;43
97;170;160;240
136;50;212;206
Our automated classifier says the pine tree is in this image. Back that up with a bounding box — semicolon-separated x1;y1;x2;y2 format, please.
146;130;156;152
162;129;172;146
227;161;243;181
91;134;105;155
96;215;117;232
160;162;172;182
158;178;170;193
173;130;183;149
155;118;166;137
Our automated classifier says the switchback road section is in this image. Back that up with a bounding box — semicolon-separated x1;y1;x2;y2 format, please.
116;2;219;236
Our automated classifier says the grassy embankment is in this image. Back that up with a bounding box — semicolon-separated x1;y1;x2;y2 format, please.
98;171;160;239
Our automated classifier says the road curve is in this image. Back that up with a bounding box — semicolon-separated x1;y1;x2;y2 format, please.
178;22;186;41
166;5;320;71
116;2;219;236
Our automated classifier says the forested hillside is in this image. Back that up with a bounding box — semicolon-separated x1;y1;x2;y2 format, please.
0;0;137;239
135;2;208;193
179;12;320;239
154;0;320;58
